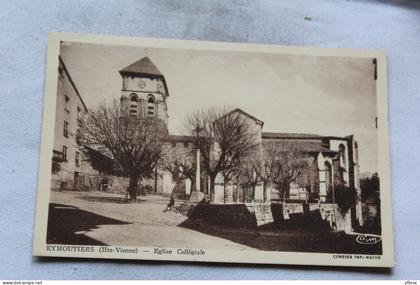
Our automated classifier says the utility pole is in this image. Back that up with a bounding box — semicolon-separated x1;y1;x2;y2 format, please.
192;124;203;192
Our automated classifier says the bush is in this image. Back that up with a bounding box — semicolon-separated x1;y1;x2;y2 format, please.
139;184;154;196
334;184;356;214
52;161;61;174
360;173;380;202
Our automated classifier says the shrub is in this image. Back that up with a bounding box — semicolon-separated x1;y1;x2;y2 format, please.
334;184;356;214
52;161;61;174
139;184;154;196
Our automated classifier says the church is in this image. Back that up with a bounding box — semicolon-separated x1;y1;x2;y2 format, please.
117;56;364;228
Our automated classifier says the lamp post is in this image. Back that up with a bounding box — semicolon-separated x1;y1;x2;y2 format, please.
192;124;203;193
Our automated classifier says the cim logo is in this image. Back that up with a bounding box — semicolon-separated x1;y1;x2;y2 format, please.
356;234;382;245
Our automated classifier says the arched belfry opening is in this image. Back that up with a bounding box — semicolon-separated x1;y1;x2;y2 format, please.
147;95;155;117
130;94;139;118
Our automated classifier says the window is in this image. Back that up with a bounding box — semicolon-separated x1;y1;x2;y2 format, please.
171;142;176;148
184;142;189;148
63;121;69;137
64;95;70;112
77;106;82;126
62;146;68;161
76;129;81;144
324;161;332;196
75;151;80;167
147;95;155;117
339;144;346;167
130;95;138;117
58;66;64;80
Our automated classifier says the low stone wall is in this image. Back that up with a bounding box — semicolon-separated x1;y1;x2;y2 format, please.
246;204;274;226
187;203;283;228
318;203;352;232
186;201;352;232
103;176;157;195
107;176;129;194
267;202;351;232
51;172;102;191
187;203;258;229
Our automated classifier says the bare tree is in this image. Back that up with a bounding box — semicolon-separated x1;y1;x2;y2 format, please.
238;158;261;203
80;100;167;201
220;156;242;203
268;141;309;201
160;144;197;193
253;142;280;203
184;107;259;202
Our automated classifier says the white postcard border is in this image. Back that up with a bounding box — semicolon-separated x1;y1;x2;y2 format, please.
33;32;394;267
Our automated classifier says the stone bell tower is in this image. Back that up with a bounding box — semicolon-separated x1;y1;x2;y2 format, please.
119;56;169;125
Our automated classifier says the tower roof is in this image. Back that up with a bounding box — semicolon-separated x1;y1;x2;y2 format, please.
119;56;169;97
119;56;163;76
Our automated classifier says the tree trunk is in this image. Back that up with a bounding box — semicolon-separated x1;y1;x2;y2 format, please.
262;181;267;203
209;175;216;203
282;181;286;202
223;182;227;204
128;175;139;201
282;180;290;202
236;177;240;204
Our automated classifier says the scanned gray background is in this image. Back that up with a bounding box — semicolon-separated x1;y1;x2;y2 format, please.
0;0;419;280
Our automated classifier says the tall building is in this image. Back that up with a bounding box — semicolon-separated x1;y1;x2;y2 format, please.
51;57;100;190
119;56;169;124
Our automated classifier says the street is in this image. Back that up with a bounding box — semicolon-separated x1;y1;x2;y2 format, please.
47;190;252;250
47;190;382;254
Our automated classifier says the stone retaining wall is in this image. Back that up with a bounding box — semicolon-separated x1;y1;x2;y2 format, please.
187;203;258;228
187;202;352;232
246;204;274;226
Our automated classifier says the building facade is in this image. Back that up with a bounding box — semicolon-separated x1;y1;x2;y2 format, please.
51;57;101;190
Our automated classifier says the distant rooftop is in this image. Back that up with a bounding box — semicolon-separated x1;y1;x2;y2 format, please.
166;135;194;143
262;132;322;139
216;108;264;127
262;140;336;154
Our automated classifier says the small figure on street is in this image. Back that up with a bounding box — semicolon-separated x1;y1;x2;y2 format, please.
163;195;175;212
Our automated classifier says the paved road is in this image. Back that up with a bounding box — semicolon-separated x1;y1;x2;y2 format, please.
48;191;382;254
48;190;252;250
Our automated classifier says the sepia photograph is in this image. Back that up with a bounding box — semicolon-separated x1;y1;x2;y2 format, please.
33;33;393;267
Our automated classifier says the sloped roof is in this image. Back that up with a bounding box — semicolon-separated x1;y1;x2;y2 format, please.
262;132;322;139
296;141;336;154
262;140;336;154
216;108;264;127
59;56;88;112
166;135;195;143
119;56;169;97
119;56;163;76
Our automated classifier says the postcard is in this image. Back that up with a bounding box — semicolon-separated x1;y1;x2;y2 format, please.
33;32;393;267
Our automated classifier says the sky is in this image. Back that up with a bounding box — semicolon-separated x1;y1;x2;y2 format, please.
60;42;378;174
